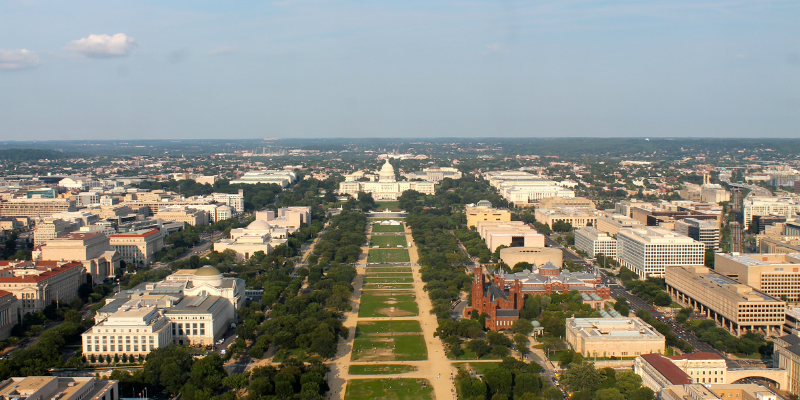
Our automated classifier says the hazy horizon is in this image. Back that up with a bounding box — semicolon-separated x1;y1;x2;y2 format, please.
1;1;798;140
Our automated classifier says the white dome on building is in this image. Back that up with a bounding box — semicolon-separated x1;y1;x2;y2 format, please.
193;265;223;287
380;159;395;174
379;160;396;182
247;220;272;230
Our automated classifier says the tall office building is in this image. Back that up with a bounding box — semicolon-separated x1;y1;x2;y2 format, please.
617;227;705;278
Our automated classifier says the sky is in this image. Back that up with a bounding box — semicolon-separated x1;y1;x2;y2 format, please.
0;0;798;140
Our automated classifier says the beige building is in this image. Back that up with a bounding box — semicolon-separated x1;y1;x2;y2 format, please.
596;213;645;236
0;291;17;340
84;266;244;360
674;218;720;251
476;221;545;252
484;171;575;206
715;253;800;301
565;317;666;359
760;236;800;254
34;219;78;246
635;353;693;392
661;384;777;400
215;219;290;261
617;227;705;278
402;166;462;183
254;206;311;232
0;260;86;315
38;232;120;282
665;265;785;337
538;197;595;209
0;376;118;400
498;247;563;268
743;197;800;231
465;202;511;228
82;306;172;360
574;227;618;259
165;266;246;310
774;334;800;395
667;353;728;384
0;198;76;220
534;206;602;229
165;295;235;346
155;207;208;226
109;229;164;265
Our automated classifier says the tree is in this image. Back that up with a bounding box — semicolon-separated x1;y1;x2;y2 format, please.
513;262;533;273
514;373;541;396
514;333;529;354
543;387;564;400
512;318;533;336
561;362;602;394
483;367;513;396
467;339;491;358
144;346;194;394
628;387;656;400
595;388;625;400
460;378;486;399
189;354;227;391
614;371;644;397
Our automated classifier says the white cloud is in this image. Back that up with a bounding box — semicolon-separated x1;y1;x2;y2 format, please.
0;49;41;70
208;46;234;55
64;33;137;58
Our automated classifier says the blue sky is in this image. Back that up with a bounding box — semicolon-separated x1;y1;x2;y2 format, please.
0;0;798;140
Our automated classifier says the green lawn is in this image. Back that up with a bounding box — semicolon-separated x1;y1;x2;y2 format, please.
363;277;414;284
367;267;412;273
365;272;413;277
368;249;410;263
351;334;428;361
359;291;419;318
345;379;433;400
362;283;414;290
356;320;423;334
374;201;401;211
370;235;408;248
371;223;405;233
348;364;418;375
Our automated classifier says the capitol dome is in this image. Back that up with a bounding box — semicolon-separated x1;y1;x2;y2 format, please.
247;220;272;230
378;160;396;182
380;159;395;174
194;265;223;287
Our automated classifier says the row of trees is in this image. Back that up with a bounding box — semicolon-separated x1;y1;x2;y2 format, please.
456;357;551;400
307;210;366;267
454;228;492;263
110;347;329;400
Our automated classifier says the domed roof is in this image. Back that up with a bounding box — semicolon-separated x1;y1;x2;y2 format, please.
379;159;395;174
247;220;272;230
532;320;541;327
195;265;222;276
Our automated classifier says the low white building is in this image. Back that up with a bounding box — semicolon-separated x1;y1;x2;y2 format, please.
83;266;244;361
214;219;289;261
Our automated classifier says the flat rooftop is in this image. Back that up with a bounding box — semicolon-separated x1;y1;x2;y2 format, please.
718;252;800;266
668;266;783;304
568;317;664;339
